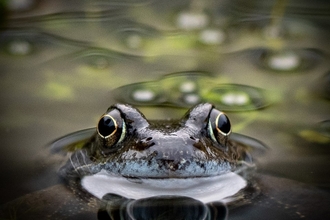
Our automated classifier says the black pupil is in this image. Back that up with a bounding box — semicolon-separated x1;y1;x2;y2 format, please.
217;114;231;134
98;115;116;137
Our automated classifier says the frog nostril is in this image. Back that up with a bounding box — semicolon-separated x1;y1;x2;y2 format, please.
146;137;153;141
168;161;179;171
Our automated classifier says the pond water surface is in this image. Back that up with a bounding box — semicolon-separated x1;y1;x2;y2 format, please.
0;0;330;219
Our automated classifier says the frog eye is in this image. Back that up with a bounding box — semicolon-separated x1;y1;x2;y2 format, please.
208;108;231;145
97;109;125;148
98;115;117;138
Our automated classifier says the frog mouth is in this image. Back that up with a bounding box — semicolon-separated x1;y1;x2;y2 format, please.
90;158;241;179
81;170;247;204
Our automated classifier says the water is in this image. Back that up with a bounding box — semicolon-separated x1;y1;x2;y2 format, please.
0;0;329;219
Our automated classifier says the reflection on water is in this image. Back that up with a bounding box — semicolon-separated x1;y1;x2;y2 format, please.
98;195;227;220
0;0;329;219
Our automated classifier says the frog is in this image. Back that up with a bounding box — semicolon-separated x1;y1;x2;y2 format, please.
58;103;258;204
3;104;330;220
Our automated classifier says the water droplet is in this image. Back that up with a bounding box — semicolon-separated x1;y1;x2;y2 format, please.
176;11;209;30
199;28;226;45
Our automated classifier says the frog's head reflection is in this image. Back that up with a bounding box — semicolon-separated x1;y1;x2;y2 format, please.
97;194;228;220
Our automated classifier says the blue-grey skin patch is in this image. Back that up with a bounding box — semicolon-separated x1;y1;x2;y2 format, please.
60;103;250;180
66;148;233;178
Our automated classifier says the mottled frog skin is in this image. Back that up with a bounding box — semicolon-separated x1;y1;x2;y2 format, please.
60;103;250;180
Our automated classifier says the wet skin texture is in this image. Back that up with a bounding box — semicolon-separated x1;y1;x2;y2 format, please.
60;103;249;180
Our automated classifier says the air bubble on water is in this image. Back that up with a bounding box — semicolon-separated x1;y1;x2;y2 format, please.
257;49;322;73
221;92;250;106
199;28;226;45
176;11;209;30
183;94;200;105
205;84;269;111
267;50;300;71
179;81;197;93
132;89;156;102
7;40;32;55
